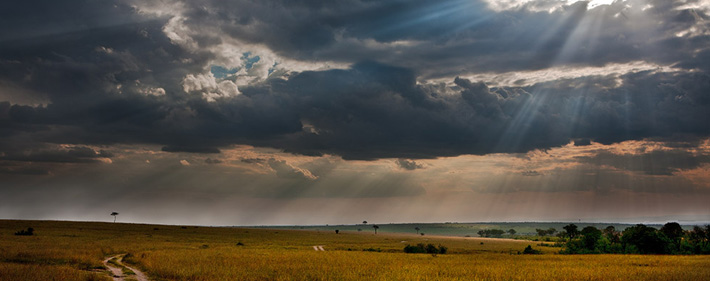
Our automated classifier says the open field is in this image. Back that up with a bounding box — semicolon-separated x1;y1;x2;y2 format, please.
1;220;709;281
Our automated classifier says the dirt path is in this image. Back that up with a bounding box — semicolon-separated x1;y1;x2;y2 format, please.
103;254;150;281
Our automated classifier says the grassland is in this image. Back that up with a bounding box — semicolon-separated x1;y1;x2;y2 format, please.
1;220;709;281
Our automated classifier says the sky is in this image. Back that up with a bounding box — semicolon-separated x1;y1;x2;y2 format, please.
1;0;710;226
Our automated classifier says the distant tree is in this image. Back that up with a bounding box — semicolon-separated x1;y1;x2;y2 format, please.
362;221;367;225
603;226;620;243
562;223;710;255
661;222;684;252
689;226;707;244
111;212;119;223
660;222;684;242
478;229;506;238
535;228;547;236
687;225;710;254
373;225;379;234
547;228;557;236
415;227;420;234
507;229;516;236
622;224;671;254
580;226;602;250
563;224;579;239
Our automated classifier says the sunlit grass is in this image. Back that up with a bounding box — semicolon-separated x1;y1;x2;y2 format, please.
1;220;709;281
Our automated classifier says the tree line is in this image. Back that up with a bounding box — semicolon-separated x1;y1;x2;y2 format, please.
560;222;710;254
477;229;516;237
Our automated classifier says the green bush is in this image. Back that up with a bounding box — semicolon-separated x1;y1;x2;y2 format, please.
403;243;447;254
522;245;541;254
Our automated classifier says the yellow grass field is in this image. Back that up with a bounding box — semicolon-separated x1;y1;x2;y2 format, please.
1;220;709;281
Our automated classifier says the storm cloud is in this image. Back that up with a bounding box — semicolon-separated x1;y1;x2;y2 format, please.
2;0;710;225
2;0;710;162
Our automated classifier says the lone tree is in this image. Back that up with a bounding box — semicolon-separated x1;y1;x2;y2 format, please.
362;221;367;225
508;229;517;235
373;225;379;234
415;227;420;234
111;212;119;223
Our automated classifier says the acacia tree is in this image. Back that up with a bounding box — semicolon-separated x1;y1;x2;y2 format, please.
110;212;119;223
373;225;379;234
508;229;516;235
415;227;420;234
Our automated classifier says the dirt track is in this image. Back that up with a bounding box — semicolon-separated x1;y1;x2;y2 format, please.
103;254;150;281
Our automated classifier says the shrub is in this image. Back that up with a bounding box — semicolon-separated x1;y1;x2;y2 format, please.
14;227;34;236
403;243;447;254
522;245;541;255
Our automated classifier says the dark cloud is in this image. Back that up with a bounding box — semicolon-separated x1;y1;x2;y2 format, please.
574;139;592;146
1;146;112;163
0;166;51;176
3;0;710;225
204;158;222;164
240;158;266;164
576;149;710;176
3;59;710;160
473;166;704;194
0;0;709;163
162;146;220;154
266;158;317;180
521;170;543;176
395;159;425;170
149;0;710;77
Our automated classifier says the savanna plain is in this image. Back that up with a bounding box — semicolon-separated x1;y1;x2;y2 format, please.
1;220;709;281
